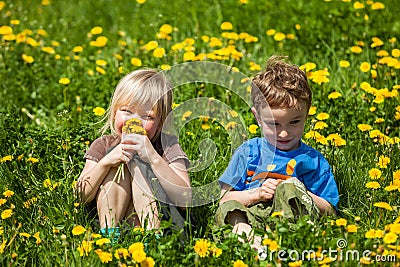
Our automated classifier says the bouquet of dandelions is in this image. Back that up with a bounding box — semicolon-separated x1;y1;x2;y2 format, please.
103;118;147;198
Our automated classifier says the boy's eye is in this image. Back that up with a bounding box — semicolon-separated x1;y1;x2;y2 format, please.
290;120;300;125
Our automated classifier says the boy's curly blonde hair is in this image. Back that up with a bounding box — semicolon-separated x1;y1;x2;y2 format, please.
251;55;312;111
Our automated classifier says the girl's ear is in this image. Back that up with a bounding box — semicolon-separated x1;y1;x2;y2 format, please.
251;106;261;126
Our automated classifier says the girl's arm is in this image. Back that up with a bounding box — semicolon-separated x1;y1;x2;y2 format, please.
147;154;191;207
75;143;131;203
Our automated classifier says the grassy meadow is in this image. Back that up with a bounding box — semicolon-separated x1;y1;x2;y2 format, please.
0;0;400;266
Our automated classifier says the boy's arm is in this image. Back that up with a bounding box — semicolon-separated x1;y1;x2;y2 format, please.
307;190;336;215
219;179;281;207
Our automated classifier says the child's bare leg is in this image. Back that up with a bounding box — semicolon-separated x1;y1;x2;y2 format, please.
124;200;141;227
97;166;132;229
130;162;160;230
227;210;262;249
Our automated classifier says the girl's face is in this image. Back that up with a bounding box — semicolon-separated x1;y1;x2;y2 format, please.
114;103;160;140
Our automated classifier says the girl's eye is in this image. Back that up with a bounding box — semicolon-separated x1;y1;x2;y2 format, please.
121;108;132;114
290;120;300;125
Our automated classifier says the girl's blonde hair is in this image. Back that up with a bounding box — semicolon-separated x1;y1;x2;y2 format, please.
102;69;173;141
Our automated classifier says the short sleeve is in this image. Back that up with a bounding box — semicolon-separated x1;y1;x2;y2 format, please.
218;144;249;190
84;135;120;162
160;134;190;168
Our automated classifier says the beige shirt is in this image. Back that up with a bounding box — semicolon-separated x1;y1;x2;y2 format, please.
84;133;190;168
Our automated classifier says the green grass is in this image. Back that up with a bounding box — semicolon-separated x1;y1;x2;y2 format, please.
1;0;400;266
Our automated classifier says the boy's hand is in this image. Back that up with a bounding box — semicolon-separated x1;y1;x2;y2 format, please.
258;178;283;201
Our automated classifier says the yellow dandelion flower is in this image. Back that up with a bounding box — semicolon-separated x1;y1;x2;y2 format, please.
1;209;12;219
248;124;258;134
201;123;210;130
374;118;384;123
357;124;372;131
0;198;6;206
220;22;233;30
314;121;328;130
153;47;165;58
328;92;342;99
95;238;111;246
72;225;86;236
308;106;317;115
347;225;358;233
365;229;376;239
114;248;129;260
19;232;31;238
389;224;400;234
183;51;196;61
131;249;146;263
22;54;34;64
233;260;248;267
130;57;142;67
181;111;192;121
299;62;316;72
128;242;145;254
374;202;393;211
96;66;106;75
371;2;385;10
136;0;146;4
377;155;390;168
3;190;14;198
350;46;362;53
161;64;171;70
93;107;106;116
95;59;107;66
77;240;93;256
210;246;222;258
274;32;285;41
141;257;155;267
27;157;39;163
360;62;371;72
376;50;389;57
90;26;103;35
368;168;382;179
365;181;380;189
392;49;400;58
266;29;276;36
316;112;329;120
194;239;210;258
0;155;13;162
335;218;347;227
95;249;113;263
269;240;279;251
225;121;237;130
159;24;172;34
393;170;400;180
59;77;70;85
353;1;365;9
33;232;41;244
383;232;397;244
371;37;384;48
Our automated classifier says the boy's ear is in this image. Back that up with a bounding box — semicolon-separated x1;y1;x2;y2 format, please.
251;106;261;125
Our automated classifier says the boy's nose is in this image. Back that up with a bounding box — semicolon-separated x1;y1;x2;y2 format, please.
278;130;288;138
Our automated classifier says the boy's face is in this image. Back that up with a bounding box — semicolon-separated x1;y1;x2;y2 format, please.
253;103;308;151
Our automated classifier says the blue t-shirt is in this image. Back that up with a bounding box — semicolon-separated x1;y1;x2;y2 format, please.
218;138;339;208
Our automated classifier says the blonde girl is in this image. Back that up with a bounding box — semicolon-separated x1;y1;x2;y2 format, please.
76;69;191;237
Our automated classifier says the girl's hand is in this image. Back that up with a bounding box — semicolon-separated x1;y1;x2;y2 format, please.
121;133;157;163
257;178;283;201
101;143;136;167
